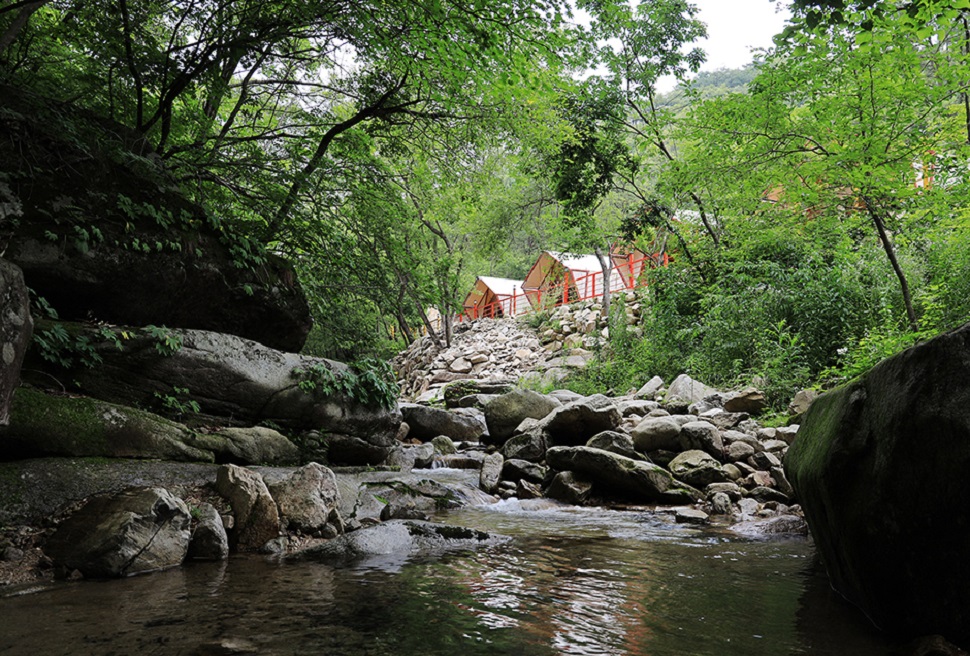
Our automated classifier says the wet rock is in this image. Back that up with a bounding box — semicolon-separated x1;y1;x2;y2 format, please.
668;450;728;488
545;471;593;505
215;464;280;551
708;492;733;515
45;487;191;577
731;514;809;537
483;389;560;445
746;486;790;504
517;479;542;499
502;459;547;484
706;482;743;501
294;520;504;564
187;502;229;561
675;508;710;525
431;435;458;455
400;403;486;442
267;463;342;534
546;446;694;503
500;429;546;462
479;452;504;494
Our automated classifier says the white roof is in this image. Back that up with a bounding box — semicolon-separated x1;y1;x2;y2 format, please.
547;252;603;273
477;276;523;296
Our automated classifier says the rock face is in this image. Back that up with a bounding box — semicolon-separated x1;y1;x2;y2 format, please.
0;259;32;425
785;322;970;644
25;325;401;464
0;89;310;352
44;487;191;577
215;465;280;551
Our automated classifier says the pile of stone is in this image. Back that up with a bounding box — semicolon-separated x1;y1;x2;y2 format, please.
394;318;547;400
391;373;808;533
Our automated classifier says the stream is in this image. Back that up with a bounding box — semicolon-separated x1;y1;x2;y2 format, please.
0;498;891;655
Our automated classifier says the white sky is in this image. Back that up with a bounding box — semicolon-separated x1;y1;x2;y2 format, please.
694;0;791;70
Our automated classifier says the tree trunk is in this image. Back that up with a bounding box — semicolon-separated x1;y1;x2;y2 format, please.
868;204;919;333
0;0;48;55
594;245;612;321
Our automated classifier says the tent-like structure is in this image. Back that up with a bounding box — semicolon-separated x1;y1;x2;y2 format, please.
462;276;527;320
521;251;648;310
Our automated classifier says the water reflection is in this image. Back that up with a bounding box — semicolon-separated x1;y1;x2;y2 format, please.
0;502;892;656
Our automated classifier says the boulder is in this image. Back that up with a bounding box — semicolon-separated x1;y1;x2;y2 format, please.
187;502;229;561
214;464;280;551
723;387;768;414
616;399;660;417
500;429;547;462
501;459;547;484
634;376;665;400
44;487;191;577
787;389;819;417
675;508;709;525
784;323;970;643
483;389;559;445
479;452;504;493
3;387;213;462
545;446;697;503
431;435;458;455
542;394;621;447
205;426;300;465
0;91;310;352
0;260;32;425
24;324;401;461
630;416;682;453
442;380;514;408
267;463;342;534
678;421;724;460
668;450;728;488
585;430;640;460
664;374;720;411
545;471;593;505
398;403;485;442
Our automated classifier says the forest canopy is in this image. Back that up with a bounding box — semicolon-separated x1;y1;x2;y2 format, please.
2;0;969;406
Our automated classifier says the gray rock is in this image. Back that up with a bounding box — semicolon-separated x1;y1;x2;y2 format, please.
722;463;743;481
709;492;733;515
434;452;486;469
516;479;542;499
668;450;728;488
771;466;795;499
431;435;458;455
385;446;416;472
546;446;694;503
545;471;593;505
500;429;546;462
727;441;756;462
787;389;818;417
775;425;799;444
675;507;710;525
24;325;401;459
750;451;782;470
678;421;724;459
732;514;809;537
400;403;486;442
187;502;229;561
215;464;280;551
502;459;547;484
267;463;342;534
548;389;584;404
327;434;390;466
586;430;640;460
706;482;743;501
665;374;720;411
484;389;560;445
479;452;504;493
295;520;504;565
206;426;300;465
45;487;191;577
542;394;622;447
723;387;768;414
616;399;660;417
634;376;665;400
630;417;682;453
0;260;32;426
737;497;761;518
3;387;214;462
746;486;790;504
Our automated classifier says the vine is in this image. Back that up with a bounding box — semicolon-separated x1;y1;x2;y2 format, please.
291;358;398;409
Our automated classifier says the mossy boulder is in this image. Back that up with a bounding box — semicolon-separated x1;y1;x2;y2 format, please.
785;321;970;644
0;259;32;425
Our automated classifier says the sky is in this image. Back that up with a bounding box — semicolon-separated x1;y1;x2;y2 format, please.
690;0;792;72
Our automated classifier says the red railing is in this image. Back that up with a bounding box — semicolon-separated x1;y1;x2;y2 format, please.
458;252;669;322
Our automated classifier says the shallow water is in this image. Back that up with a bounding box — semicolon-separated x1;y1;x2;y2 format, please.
0;500;890;655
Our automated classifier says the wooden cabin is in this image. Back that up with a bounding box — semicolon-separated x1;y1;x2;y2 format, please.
521;250;648;311
461;276;527;320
